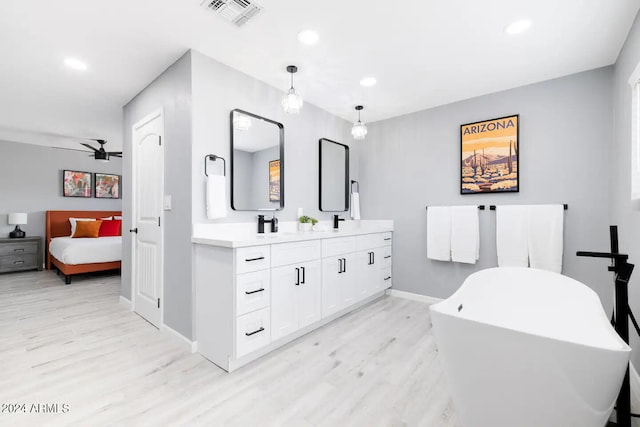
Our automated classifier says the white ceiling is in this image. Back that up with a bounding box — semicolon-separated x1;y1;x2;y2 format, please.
0;0;637;152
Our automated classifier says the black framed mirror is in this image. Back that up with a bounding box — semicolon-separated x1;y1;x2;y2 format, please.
230;109;285;211
319;138;349;212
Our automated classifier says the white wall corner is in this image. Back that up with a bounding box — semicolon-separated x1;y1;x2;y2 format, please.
160;323;195;352
119;295;132;310
386;289;443;304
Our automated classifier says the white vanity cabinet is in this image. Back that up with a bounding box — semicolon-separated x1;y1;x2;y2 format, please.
193;224;393;372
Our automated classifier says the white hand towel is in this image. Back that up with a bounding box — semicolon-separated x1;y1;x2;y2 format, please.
350;192;361;220
527;205;564;273
450;206;480;264
496;205;529;267
427;206;451;261
206;175;227;220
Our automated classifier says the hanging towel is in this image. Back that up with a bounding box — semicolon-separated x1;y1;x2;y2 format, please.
427;206;451;261
206;175;227;220
527;204;564;273
450;206;480;264
350;192;361;220
496;205;529;267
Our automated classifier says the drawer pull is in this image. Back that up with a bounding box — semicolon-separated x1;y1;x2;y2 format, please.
384;255;391;259
245;256;265;262
384;237;392;241
245;327;265;337
14;261;25;265
13;248;25;252
384;276;391;281
245;288;265;295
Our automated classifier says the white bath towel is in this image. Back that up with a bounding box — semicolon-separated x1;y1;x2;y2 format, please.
350;192;361;220
527;204;564;273
206;175;227;220
427;206;451;261
496;205;529;267
450;206;479;264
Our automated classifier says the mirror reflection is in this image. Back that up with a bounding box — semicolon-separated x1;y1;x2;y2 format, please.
231;109;284;211
319;138;349;212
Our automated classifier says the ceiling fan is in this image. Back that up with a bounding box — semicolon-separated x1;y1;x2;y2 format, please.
81;139;122;161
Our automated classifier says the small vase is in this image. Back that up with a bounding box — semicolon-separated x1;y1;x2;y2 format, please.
299;223;312;232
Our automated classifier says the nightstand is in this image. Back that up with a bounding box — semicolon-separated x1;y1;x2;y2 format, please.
0;237;43;273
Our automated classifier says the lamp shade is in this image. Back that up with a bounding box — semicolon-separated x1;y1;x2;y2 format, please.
8;213;27;225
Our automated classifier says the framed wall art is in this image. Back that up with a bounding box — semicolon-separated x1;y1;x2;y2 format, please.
461;114;519;194
269;159;280;202
63;170;92;198
95;173;121;199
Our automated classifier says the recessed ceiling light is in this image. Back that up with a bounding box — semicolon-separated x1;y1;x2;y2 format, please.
64;58;87;71
297;30;319;45
360;77;377;87
505;19;532;35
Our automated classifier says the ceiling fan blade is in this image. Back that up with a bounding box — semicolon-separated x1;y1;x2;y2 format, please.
81;143;99;152
109;153;122;158
107;151;122;155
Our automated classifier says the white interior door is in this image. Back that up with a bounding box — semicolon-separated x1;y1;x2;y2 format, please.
132;110;164;328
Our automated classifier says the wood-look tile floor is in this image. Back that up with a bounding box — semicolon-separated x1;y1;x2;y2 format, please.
0;270;458;427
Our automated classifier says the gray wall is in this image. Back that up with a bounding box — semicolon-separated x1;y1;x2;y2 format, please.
613;12;640;367
122;51;193;338
359;67;615;307
0;140;121;239
191;49;357;225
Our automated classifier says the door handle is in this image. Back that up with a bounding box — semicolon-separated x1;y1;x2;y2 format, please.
245;288;265;295
338;258;343;274
371;252;375;265
245;257;265;262
343;258;347;272
245;327;265;337
129;228;138;234
301;266;306;284
13;248;24;252
295;267;300;286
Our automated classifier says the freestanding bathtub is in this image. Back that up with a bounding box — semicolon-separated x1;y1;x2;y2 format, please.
430;267;631;427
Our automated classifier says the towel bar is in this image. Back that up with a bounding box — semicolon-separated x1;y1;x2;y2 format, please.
425;205;485;211
489;204;568;211
205;154;226;177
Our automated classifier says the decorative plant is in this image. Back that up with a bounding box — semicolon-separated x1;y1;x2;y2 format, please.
299;215;318;225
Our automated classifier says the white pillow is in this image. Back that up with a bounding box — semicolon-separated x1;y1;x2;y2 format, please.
69;218;95;236
100;216;113;220
113;215;122;220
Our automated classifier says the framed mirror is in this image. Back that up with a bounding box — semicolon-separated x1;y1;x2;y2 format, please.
230;109;284;211
319;138;349;212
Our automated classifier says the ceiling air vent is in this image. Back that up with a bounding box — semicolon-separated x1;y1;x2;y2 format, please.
200;0;263;27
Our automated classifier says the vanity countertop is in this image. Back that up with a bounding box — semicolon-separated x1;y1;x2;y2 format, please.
192;220;393;248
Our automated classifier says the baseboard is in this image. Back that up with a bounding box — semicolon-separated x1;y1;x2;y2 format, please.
386;289;443;304
119;296;132;310
191;341;198;353
160;323;196;352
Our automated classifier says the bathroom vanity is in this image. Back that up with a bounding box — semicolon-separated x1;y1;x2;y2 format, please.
192;221;393;372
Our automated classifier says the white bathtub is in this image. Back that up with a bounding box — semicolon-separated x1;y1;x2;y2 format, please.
430;267;631;427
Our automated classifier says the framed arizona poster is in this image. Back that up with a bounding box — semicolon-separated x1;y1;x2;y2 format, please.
269;159;280;202
461;114;519;194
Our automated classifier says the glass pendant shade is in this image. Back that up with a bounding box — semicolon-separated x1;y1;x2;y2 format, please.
282;87;303;114
233;114;252;131
351;120;368;140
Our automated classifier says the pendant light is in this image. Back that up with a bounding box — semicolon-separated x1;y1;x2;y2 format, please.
351;105;368;140
282;65;303;114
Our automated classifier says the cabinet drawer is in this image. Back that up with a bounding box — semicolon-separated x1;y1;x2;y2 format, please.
271;240;321;267
235;246;270;274
236;307;271;358
380;246;392;268
0;254;37;269
322;236;356;258
356;232;392;251
0;242;37;256
381;267;392;289
236;270;270;316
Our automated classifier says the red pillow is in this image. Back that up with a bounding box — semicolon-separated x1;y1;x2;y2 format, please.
99;219;122;237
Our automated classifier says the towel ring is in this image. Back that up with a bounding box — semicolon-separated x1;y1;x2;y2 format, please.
205;154;226;177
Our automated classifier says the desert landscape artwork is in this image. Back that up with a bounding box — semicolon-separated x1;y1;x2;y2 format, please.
461;114;519;194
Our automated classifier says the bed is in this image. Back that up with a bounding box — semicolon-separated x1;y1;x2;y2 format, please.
46;210;123;284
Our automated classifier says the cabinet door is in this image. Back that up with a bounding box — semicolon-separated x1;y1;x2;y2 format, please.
322;256;343;318
340;253;356;308
297;259;322;329
271;264;299;341
356;251;376;300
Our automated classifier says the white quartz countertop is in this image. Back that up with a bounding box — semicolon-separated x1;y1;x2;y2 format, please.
192;220;393;248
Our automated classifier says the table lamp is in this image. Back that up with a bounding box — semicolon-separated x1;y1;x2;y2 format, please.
8;213;27;238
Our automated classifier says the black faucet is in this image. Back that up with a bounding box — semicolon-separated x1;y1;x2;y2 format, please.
258;214;278;233
333;215;345;229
